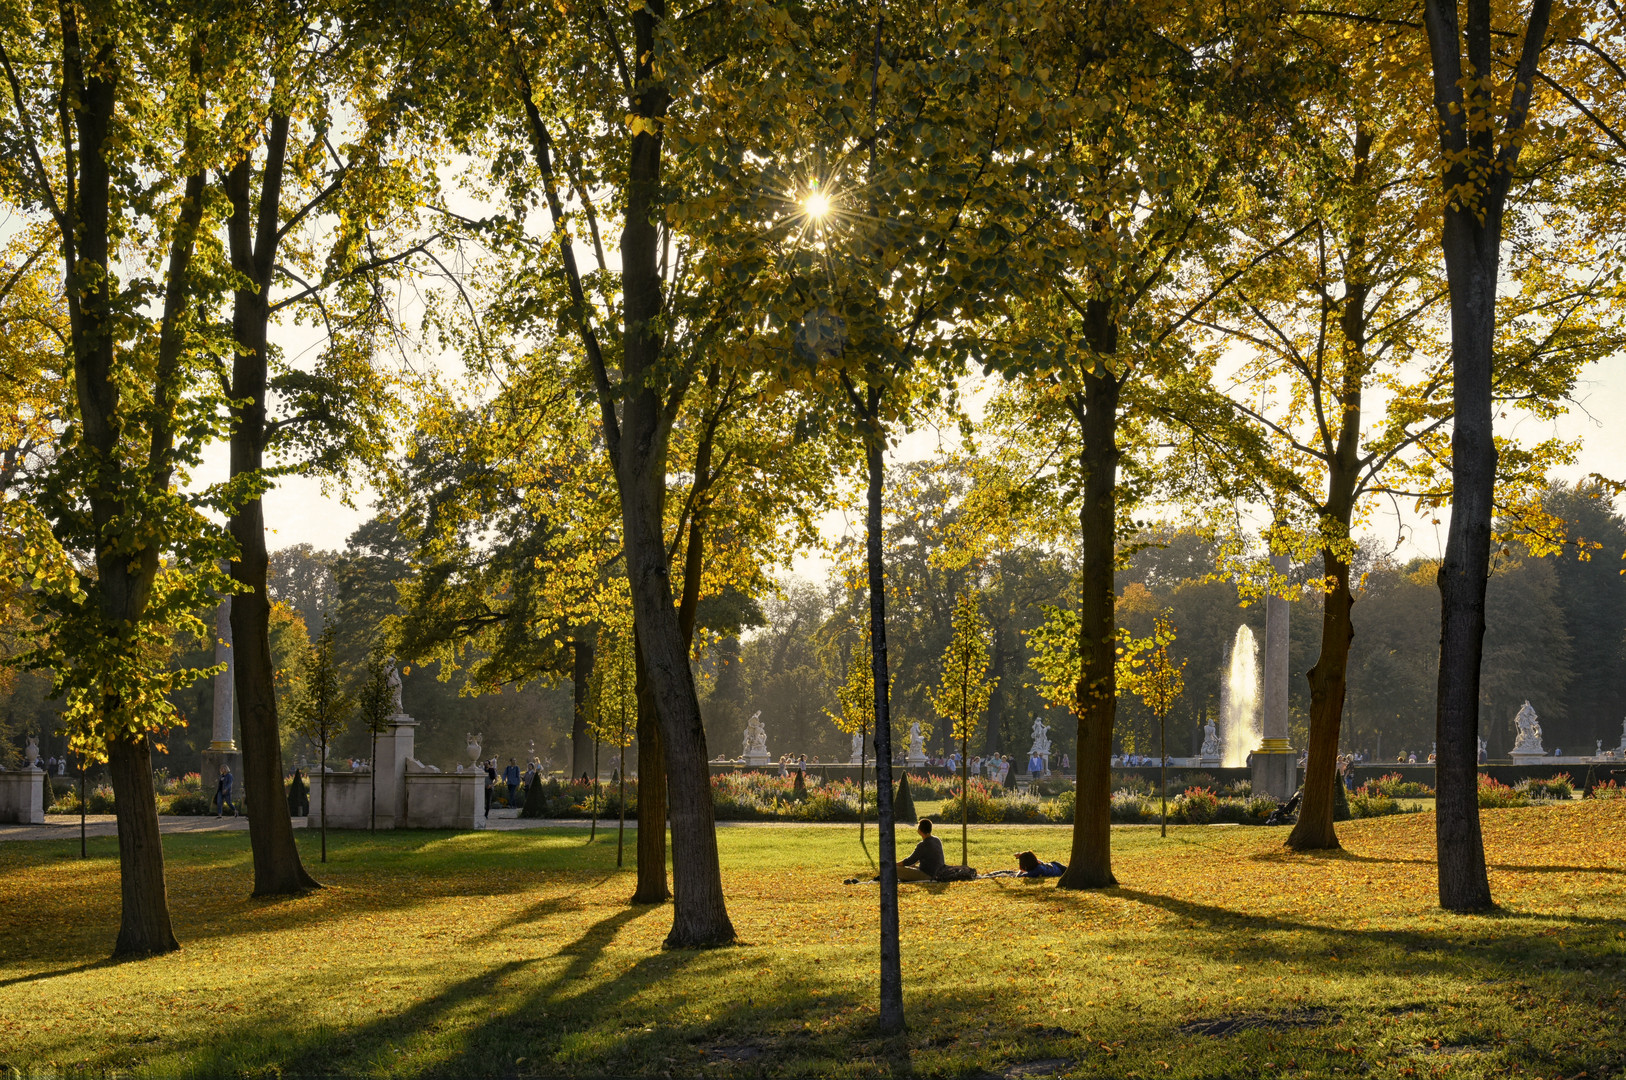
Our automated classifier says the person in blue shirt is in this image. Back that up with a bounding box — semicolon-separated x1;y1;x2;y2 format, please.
1014;850;1065;878
503;758;521;803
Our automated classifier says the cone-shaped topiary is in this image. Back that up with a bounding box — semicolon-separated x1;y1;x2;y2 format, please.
893;773;917;824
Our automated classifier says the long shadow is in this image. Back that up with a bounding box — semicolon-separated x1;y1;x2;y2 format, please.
1260;847;1626;877
473;876;615;942
0;956;132;990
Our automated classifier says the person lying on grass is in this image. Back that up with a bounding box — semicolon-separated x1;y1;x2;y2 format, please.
1014;850;1065;878
898;817;944;882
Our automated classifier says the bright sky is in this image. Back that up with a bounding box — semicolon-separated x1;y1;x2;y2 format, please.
240;348;1626;577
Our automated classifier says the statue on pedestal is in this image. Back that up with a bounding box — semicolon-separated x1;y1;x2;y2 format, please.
850;731;865;765
466;733;483;765
1200;719;1222;760
1511;701;1545;757
385;656;407;716
23;736;39;768
906;721;926;766
742;711;769;765
1029;719;1052;762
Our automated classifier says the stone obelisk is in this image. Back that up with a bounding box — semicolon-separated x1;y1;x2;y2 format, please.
201;597;242;803
1252;551;1297;800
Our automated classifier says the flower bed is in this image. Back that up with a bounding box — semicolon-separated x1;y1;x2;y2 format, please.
1360;772;1435;799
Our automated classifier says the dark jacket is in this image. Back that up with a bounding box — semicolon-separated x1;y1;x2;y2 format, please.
901;834;945;876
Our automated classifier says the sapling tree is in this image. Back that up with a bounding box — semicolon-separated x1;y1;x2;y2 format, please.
1122;611;1186;837
356;644;395;833
590;626;637;866
289;626;352;864
929;591;996;866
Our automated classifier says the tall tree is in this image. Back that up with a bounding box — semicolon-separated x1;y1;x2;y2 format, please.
1;2;240;955
1420;0;1553;911
985;0;1284;889
216;0;437;896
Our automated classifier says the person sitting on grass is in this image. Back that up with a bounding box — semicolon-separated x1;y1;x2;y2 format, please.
1014;850;1065;878
898;817;944;882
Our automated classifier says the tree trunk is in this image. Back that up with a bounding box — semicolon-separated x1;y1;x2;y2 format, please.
224;119;320;897
572;634;594;779
1433;237;1497;909
613;0;732;948
108;732;179;956
632;650;669;903
1288;222;1367;852
865;428;905;1034
1288;548;1354;849
1060;346;1120;890
1420;0;1551;911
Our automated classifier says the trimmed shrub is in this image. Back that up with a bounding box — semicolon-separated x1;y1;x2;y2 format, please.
1334;779;1352;822
1349;793;1402;818
893;774;917;824
167;792;212;815
520;773;548;818
1519;774;1573;800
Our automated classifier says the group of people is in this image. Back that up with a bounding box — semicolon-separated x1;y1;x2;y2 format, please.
1114;752;1168;767
33;755;69;776
893;817;1066;882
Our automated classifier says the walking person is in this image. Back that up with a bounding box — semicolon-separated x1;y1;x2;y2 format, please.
504;758;521;803
215;764;237;817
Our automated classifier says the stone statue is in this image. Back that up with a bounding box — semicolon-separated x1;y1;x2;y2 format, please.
23;736;39;767
850;731;865;765
1619;716;1626;756
1511;701;1545;757
1200;719;1222;759
386;656;405;715
1029;719;1052;761
742;711;769;764
407;757;441;774
466;733;483;763
906;721;926;766
1598;740;1605;759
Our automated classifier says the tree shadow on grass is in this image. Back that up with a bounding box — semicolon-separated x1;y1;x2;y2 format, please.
0;956;134;990
173;898;977;1078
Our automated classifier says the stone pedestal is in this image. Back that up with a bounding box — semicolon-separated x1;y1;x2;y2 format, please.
1252;550;1296;801
0;767;45;824
905;751;927;769
370;716;419;828
1251;743;1298;801
742;752;770;767
1509;752;1549;767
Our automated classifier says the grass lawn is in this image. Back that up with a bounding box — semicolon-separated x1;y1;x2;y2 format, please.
2;804;1624;1079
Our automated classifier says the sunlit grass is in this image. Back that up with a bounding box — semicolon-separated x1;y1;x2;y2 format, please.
1;804;1624;1078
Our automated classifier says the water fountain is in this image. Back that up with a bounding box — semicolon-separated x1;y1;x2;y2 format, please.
1219;624;1261;767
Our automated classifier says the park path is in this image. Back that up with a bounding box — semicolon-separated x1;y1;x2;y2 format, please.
0;814;256;843
0;814;1085;842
